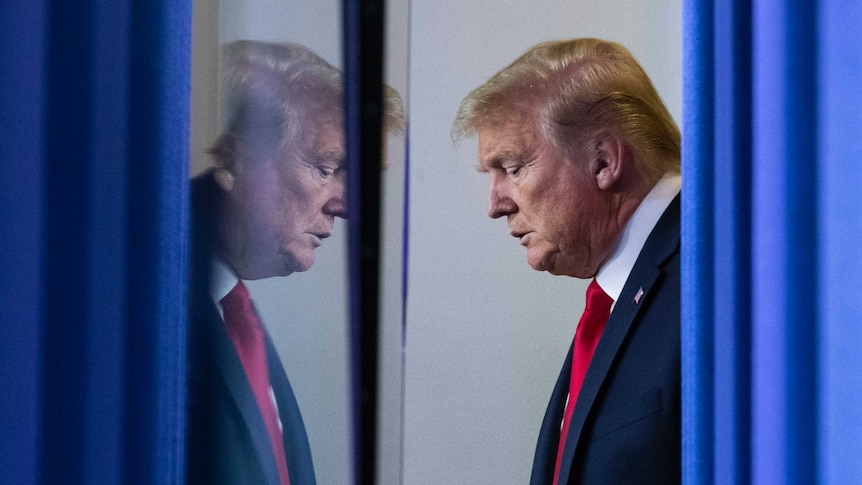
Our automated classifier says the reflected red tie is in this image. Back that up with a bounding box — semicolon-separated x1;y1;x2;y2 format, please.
221;281;291;485
553;279;613;485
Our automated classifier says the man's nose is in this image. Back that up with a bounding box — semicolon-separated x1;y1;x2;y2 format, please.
487;181;516;219
323;173;348;219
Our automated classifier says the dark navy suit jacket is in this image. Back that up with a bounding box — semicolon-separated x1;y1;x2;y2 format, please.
530;195;681;485
186;172;316;485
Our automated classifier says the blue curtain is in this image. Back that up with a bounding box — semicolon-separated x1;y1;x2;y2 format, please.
0;1;190;484
683;0;862;483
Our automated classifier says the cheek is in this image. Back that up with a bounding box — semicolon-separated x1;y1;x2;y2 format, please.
255;193;289;229
276;188;326;236
282;191;316;223
545;201;584;246
530;194;566;230
281;174;322;213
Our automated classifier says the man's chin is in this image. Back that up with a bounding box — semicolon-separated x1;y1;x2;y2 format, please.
526;251;583;277
282;252;315;273
526;250;553;273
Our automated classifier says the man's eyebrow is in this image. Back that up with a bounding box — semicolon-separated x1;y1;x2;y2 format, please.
481;150;521;169
314;149;346;165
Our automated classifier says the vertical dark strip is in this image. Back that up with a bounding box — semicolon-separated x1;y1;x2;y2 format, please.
782;0;818;481
713;0;752;483
125;0;158;476
398;9;413;484
681;0;714;482
40;1;95;482
401;130;411;342
343;0;386;483
399;127;411;485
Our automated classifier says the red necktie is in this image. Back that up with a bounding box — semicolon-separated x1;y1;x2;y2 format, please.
221;281;291;485
553;279;613;485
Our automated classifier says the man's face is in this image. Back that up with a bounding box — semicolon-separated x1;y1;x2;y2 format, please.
477;114;616;279
226;114;346;280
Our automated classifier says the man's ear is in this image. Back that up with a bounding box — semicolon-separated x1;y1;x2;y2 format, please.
208;133;241;193
591;130;629;191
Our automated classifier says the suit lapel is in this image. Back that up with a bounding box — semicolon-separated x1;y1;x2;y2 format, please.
556;195;680;484
263;328;317;485
530;343;573;484
210;305;282;485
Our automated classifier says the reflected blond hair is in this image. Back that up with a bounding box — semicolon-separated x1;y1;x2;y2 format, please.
210;40;404;169
453;38;679;179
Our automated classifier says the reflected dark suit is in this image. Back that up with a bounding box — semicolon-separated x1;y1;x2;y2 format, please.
531;195;681;485
187;172;316;485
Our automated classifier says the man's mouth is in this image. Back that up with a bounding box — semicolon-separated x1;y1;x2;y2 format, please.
309;231;331;246
511;231;531;245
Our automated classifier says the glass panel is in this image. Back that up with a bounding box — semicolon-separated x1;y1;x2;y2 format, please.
188;1;394;483
190;1;409;482
379;1;410;483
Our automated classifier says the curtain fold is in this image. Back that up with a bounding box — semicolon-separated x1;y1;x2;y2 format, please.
0;1;190;484
681;0;714;482
713;2;752;484
751;1;818;483
684;0;862;483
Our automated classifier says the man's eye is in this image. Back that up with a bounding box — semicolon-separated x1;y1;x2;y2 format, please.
317;166;335;177
505;166;522;176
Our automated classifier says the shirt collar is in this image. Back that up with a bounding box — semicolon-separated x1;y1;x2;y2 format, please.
595;172;681;306
210;257;240;319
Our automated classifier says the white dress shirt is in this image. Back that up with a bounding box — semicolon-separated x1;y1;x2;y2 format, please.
595;172;681;309
210;258;240;320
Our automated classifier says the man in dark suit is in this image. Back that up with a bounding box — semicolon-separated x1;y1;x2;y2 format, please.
452;38;681;484
187;40;402;485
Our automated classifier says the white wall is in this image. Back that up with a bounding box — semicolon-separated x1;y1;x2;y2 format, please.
403;1;681;483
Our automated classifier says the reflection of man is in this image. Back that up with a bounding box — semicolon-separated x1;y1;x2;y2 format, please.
453;38;681;484
187;41;401;485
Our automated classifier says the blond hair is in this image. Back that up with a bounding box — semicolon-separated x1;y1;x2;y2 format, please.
453;38;679;179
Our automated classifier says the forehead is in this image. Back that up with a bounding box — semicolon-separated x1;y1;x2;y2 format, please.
476;114;542;170
295;111;345;161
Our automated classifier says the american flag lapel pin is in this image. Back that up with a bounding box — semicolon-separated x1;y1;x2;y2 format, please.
633;287;644;304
